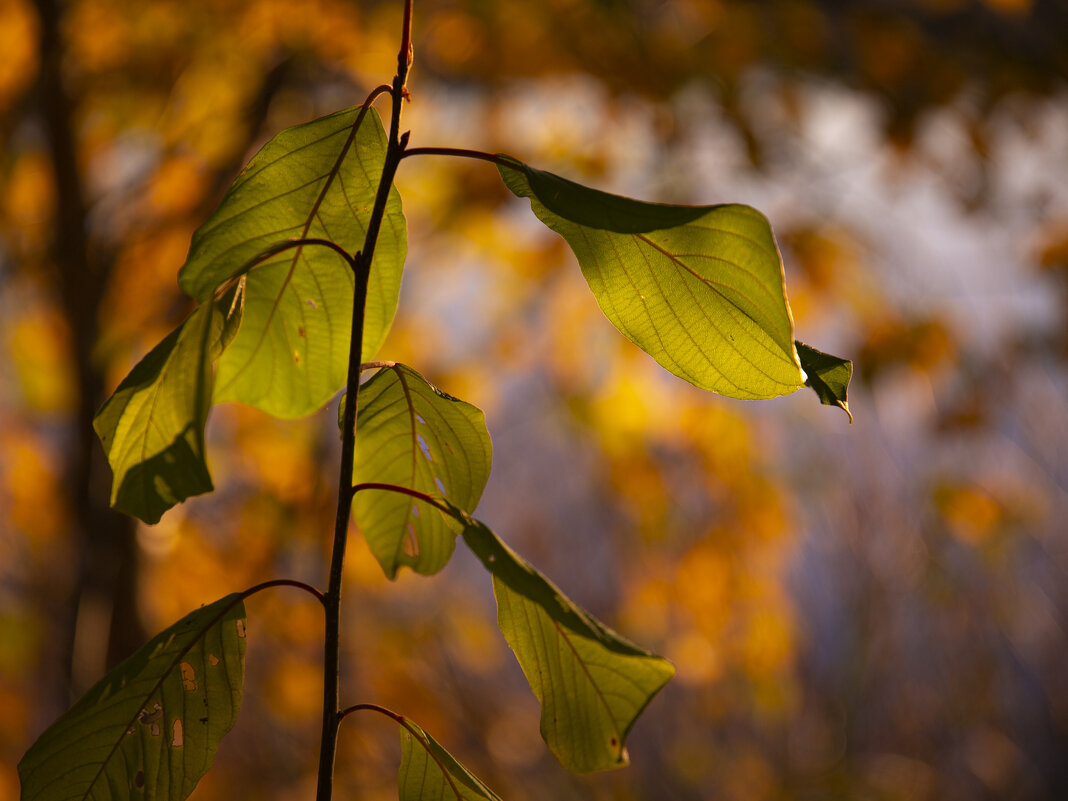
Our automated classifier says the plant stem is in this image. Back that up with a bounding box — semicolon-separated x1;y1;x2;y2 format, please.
337;701;405;724
314;4;414;801
401;146;505;165
336;703;471;798
240;578;326;605
352;482;451;516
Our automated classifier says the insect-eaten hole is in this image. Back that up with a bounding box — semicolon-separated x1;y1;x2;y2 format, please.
133;770;145;789
417;433;433;462
172;719;184;747
180;662;197;691
403;523;419;558
137;703;163;732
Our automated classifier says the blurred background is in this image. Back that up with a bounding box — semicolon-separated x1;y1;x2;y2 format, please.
2;0;1067;799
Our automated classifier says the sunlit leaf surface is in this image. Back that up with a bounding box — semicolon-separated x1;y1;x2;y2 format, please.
796;340;853;421
398;718;502;801
19;594;247;801
93;294;240;524
461;515;674;773
352;363;492;578
178;106;406;418
498;157;806;399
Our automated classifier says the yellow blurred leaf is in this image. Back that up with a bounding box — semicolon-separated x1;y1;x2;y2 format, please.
66;0;131;73
266;654;322;722
149;155;208;216
7;305;76;413
668;629;723;685
675;543;731;637
2;431;66;542
0;0;38;110
740;610;795;680
935;483;1003;546
5;151;54;231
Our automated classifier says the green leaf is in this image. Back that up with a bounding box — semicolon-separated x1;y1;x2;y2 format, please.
398;719;502;801
178;106;407;419
461;515;674;773
93;294;240;524
351;363;492;579
796;340;853;422
498;157;806;400
19;594;247;801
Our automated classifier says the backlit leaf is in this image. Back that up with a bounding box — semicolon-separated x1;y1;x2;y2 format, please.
461;515;674;773
93;293;240;524
19;594;247;801
178;106;407;419
796;340;853;421
398;718;502;801
498;157;805;400
351;363;492;578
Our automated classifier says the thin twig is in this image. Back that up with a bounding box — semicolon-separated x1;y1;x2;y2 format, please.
314;4;416;801
360;360;398;371
240;578;325;605
337;703;470;799
351;482;451;516
401;146;506;165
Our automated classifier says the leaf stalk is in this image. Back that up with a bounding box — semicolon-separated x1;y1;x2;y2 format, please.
401;146;505;165
239;578;326;605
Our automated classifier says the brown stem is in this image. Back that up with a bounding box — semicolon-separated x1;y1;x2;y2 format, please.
337;701;404;724
360;360;398;372
401;146;505;165
400;0;414;78
240;578;326;605
351;482;451;516
314;6;415;801
337;703;470;797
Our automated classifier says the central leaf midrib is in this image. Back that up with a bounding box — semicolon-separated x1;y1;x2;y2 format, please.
635;233;790;359
393;366;422;565
213;108;375;404
634;233;796;389
129;308;209;501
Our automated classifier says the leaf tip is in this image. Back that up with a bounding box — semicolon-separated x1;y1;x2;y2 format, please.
795;341;853;423
840;400;854;424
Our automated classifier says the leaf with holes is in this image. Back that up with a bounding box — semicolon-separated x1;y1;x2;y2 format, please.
19;594;246;801
349;363;492;578
498;157;831;401
460;514;674;773
796;340;853;421
397;718;502;801
93;293;240;524
178;105;406;419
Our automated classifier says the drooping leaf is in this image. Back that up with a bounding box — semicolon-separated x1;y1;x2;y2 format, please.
397;718;502;801
178;105;407;419
460;514;674;773
350;363;492;578
19;594;247;801
498;157;806;400
93;293;240;524
796;340;853;422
